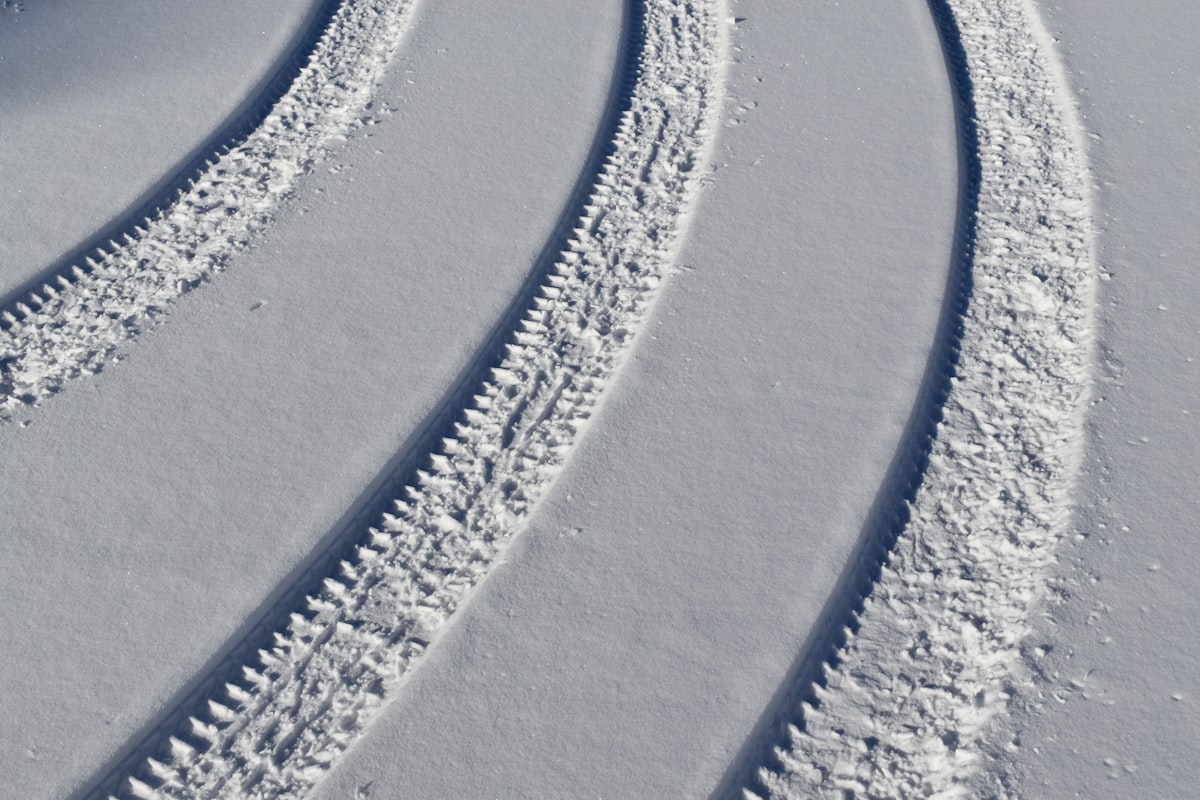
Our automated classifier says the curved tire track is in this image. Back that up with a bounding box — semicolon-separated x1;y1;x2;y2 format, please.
749;0;1094;797
0;0;421;416
88;1;725;797
0;0;336;319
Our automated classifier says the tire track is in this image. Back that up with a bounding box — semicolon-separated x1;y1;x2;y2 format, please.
0;0;336;314
87;1;724;797
0;0;421;417
748;0;1094;797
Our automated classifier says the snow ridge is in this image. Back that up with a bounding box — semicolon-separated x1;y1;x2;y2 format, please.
0;0;419;417
754;0;1094;797
92;1;724;797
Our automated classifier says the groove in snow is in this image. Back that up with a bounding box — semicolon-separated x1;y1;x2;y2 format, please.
0;0;420;417
752;0;1095;797
89;1;725;797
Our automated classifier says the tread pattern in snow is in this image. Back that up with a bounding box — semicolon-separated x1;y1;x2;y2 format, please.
87;1;725;798
751;0;1095;797
0;0;418;416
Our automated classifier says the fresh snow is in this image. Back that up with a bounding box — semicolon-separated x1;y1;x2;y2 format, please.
1;0;1197;798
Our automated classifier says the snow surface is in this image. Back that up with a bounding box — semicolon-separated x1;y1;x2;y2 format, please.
1;0;1197;797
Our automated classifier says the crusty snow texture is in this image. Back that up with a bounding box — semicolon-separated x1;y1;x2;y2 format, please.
98;1;723;798
755;1;1094;798
0;0;417;415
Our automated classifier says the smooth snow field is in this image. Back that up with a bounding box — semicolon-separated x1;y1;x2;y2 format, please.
0;0;1196;798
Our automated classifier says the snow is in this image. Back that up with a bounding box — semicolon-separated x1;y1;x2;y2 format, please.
1;0;1197;797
